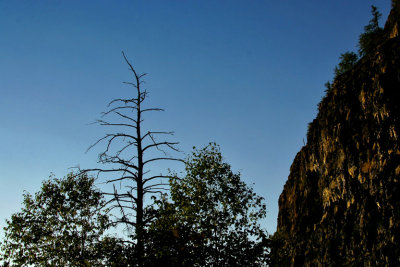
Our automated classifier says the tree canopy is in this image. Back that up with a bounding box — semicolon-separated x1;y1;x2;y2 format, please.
0;173;125;266
145;143;269;266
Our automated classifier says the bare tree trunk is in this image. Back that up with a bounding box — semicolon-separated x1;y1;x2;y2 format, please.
83;52;181;266
135;65;144;266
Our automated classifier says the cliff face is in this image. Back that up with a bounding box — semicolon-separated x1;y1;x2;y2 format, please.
272;3;400;266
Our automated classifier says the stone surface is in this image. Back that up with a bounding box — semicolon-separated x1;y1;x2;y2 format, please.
271;1;400;265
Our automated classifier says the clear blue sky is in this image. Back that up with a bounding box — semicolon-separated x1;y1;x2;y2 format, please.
0;0;392;236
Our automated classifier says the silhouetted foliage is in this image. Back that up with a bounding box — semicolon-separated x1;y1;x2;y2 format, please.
0;173;125;266
146;143;269;266
334;51;359;77
324;81;332;92
325;51;358;93
83;52;181;266
358;5;383;56
267;231;290;266
324;6;382;93
99;236;136;266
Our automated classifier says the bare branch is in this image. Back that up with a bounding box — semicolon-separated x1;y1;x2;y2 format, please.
143;175;176;184
108;98;135;106
144;185;169;192
138;73;147;79
122;51;140;81
143;189;166;195
142;131;174;140
87;133;139;154
95;119;137;129
102;106;138;117
143;157;183;165
83;168;137;177
115;142;138;157
141;108;165;113
122;82;138;89
86;135;109;153
125;185;138;191
115;111;139;123
142;141;180;153
105;175;137;184
112;185;132;228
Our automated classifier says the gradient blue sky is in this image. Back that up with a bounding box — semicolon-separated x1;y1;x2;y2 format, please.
0;0;392;236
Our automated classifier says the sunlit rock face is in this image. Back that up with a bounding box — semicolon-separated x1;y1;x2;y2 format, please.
271;2;400;266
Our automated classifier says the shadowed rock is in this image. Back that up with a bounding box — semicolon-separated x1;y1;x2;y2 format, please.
271;1;400;265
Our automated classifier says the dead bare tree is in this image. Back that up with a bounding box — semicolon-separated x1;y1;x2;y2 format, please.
83;52;181;266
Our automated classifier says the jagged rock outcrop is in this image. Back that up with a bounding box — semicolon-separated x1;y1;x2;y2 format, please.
272;2;400;266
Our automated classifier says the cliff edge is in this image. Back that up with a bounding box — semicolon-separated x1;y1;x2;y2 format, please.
272;2;400;265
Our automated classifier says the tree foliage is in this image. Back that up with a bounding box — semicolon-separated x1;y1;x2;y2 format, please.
358;5;383;57
146;143;269;266
325;6;382;93
334;51;359;77
0;173;123;266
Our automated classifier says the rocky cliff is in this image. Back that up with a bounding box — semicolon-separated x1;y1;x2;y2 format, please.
272;2;400;266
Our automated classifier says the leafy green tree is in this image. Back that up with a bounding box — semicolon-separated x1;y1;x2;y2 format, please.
99;236;135;266
0;173;123;266
147;143;269;266
358;5;383;56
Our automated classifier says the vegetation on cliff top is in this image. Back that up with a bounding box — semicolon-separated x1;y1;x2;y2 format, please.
324;5;384;94
272;2;400;265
